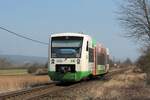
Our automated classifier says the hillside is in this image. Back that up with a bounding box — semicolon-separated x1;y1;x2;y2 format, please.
0;54;47;64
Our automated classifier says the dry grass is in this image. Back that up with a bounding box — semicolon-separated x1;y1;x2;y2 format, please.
31;67;150;100
91;67;150;99
0;75;50;93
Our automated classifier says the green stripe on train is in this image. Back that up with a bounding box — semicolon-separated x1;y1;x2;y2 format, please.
92;39;96;47
48;71;91;82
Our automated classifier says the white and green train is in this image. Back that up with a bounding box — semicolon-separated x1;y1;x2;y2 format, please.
48;33;109;82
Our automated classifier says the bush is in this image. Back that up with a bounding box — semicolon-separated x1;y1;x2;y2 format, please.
137;47;150;72
27;66;38;74
27;63;40;74
136;46;150;84
27;63;48;75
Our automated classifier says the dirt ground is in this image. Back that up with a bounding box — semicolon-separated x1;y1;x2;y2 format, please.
0;75;50;93
44;67;150;100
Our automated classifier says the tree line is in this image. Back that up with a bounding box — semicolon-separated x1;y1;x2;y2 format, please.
0;58;48;75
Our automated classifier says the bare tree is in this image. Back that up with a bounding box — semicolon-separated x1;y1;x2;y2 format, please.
118;0;150;44
123;58;132;65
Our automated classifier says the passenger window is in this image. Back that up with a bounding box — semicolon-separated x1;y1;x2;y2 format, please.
86;41;89;51
89;48;94;62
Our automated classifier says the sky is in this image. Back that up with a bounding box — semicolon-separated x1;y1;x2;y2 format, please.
0;0;140;61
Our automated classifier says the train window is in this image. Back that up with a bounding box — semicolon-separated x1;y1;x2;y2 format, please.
86;41;89;51
89;48;94;62
97;53;106;65
51;36;83;58
106;55;109;64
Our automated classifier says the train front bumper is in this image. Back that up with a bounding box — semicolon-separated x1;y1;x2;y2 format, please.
48;71;90;82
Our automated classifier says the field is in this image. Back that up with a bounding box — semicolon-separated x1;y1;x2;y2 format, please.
0;69;28;75
0;69;50;93
0;75;50;93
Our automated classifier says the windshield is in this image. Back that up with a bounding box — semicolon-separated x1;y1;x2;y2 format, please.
51;36;83;58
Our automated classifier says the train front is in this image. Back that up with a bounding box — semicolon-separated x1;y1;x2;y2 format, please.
48;34;84;82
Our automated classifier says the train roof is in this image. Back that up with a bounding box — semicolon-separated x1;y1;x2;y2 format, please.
50;32;90;38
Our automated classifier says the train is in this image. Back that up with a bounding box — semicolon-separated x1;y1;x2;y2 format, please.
48;33;109;82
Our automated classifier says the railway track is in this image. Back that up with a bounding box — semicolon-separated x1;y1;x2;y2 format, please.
0;67;130;100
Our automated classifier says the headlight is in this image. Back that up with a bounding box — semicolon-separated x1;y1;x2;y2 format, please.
51;59;55;64
77;59;80;64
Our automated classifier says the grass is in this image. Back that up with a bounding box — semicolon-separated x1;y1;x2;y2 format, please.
0;69;28;75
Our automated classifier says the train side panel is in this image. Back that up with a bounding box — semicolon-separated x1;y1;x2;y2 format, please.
92;44;109;76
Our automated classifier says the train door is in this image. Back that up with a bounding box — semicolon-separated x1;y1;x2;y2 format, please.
87;40;95;75
87;39;97;76
92;46;96;76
